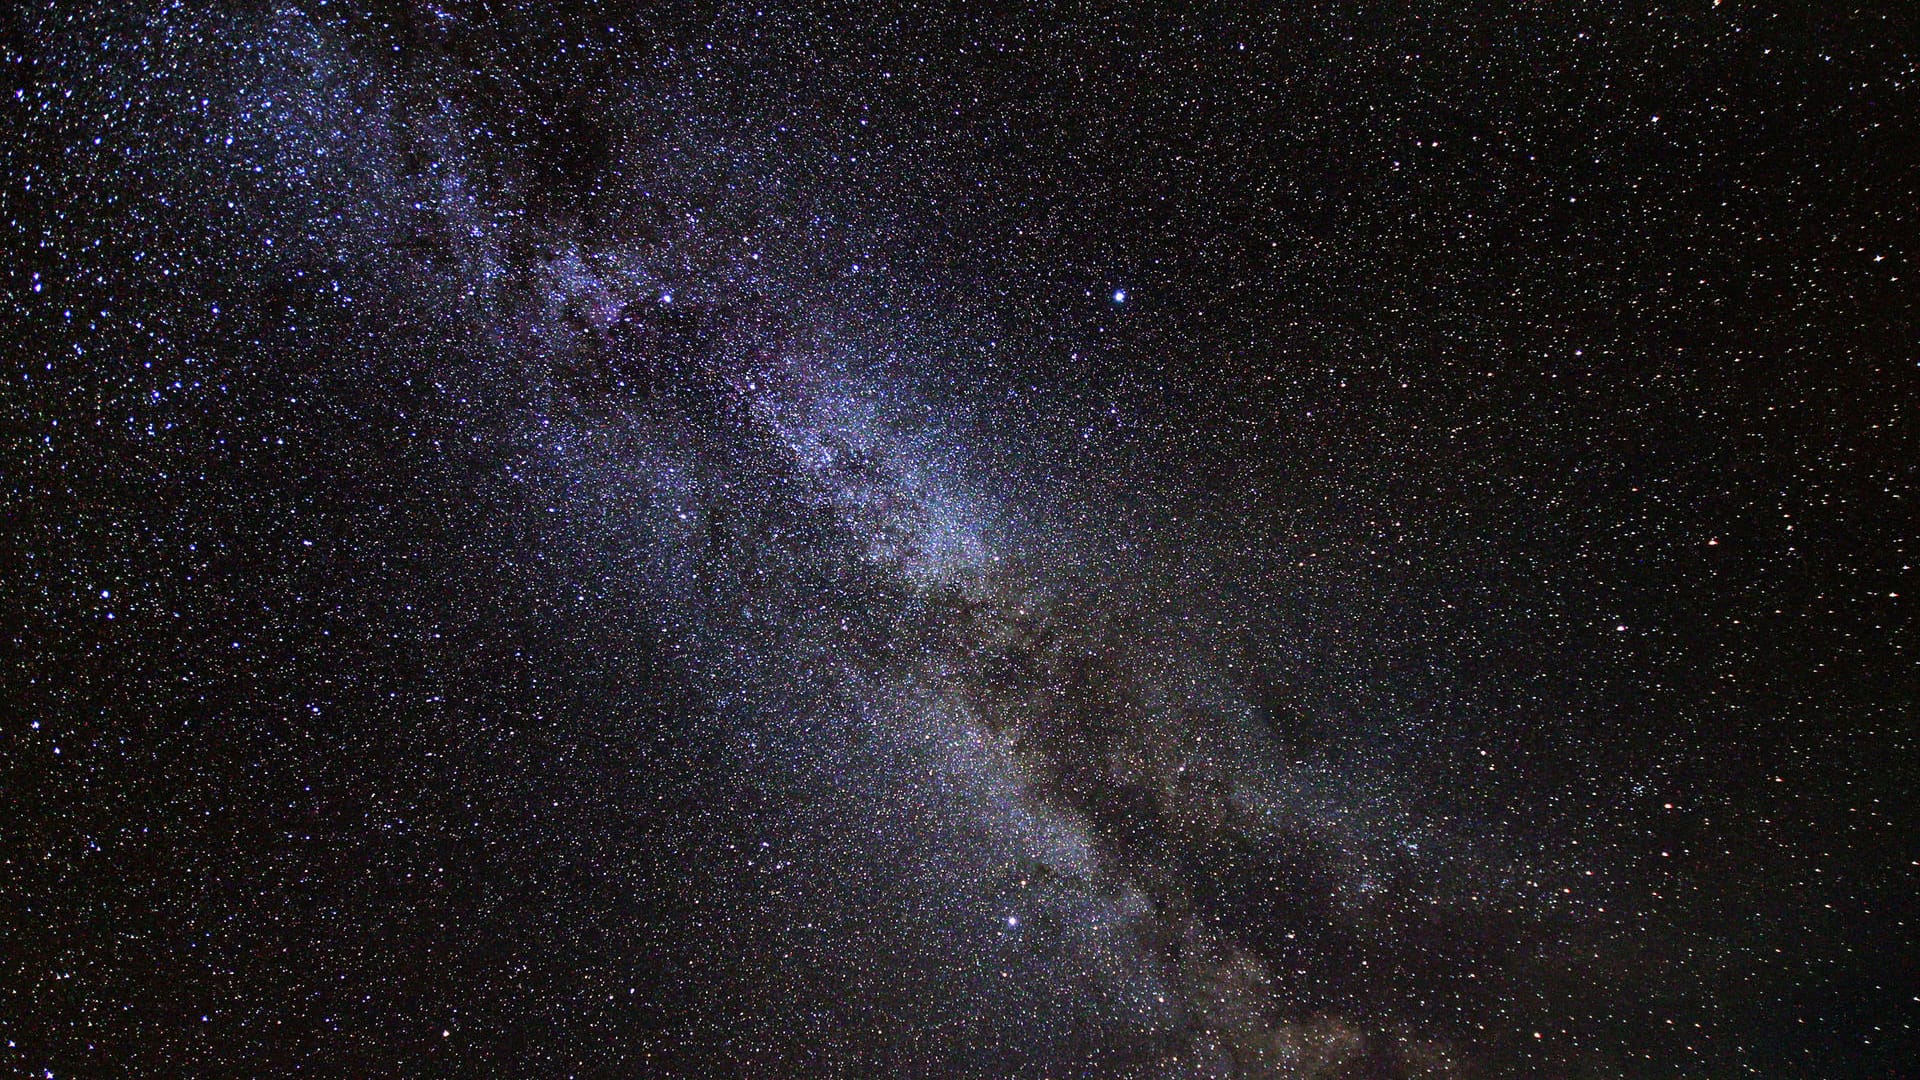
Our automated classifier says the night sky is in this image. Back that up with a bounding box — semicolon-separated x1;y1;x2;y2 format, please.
6;3;1917;1077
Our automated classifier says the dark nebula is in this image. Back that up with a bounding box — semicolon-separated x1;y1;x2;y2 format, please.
6;3;1915;1078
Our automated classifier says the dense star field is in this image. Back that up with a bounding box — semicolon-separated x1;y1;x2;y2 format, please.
5;3;1916;1077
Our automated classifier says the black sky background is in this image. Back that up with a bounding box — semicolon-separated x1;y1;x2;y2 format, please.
5;2;1917;1078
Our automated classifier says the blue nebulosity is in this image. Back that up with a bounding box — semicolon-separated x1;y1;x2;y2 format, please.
7;3;1914;1079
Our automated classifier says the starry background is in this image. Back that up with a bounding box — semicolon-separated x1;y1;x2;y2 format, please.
4;2;1916;1077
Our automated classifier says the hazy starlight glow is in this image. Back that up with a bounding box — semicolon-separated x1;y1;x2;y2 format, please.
10;5;1906;1080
